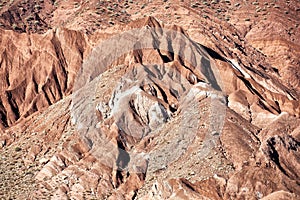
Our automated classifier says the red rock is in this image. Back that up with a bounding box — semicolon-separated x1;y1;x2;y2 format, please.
0;1;299;199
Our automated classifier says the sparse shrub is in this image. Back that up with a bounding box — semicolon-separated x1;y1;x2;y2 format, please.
12;23;18;30
35;4;41;9
25;171;33;175
15;146;22;151
26;15;34;21
19;7;26;11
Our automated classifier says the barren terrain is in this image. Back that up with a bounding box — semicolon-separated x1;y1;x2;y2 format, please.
0;0;299;199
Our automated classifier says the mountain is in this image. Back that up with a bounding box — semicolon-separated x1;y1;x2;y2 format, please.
0;0;299;199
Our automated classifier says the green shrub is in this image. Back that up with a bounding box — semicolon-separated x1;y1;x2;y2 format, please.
15;146;22;151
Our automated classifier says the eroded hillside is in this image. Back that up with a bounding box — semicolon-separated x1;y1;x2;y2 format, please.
0;0;299;199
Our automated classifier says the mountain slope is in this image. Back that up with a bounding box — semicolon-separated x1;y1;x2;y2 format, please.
0;1;299;199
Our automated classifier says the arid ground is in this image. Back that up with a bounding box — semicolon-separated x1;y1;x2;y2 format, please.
0;0;299;199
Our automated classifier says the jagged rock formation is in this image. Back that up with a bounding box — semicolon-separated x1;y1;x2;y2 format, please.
0;0;299;199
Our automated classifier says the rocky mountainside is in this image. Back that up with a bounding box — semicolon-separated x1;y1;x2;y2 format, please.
0;0;299;199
